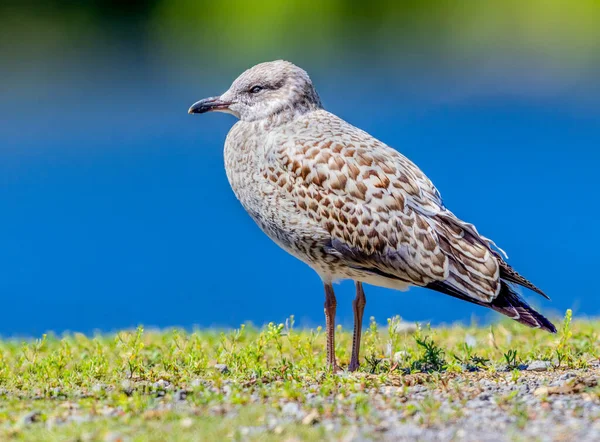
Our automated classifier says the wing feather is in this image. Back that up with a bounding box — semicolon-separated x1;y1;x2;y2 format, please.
269;110;545;306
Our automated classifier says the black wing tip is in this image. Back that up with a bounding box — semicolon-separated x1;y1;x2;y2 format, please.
528;285;551;300
425;280;556;333
528;284;551;301
490;282;557;333
546;321;558;334
495;254;550;300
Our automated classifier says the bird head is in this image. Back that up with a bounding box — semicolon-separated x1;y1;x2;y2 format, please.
188;60;322;122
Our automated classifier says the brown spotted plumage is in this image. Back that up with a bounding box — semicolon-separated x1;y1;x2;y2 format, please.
189;60;556;372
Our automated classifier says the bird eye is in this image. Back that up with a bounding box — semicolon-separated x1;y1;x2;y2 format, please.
249;85;263;94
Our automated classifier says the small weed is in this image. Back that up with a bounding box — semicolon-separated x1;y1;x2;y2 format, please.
364;353;383;374
411;336;446;372
556;309;573;368
503;349;520;370
453;342;489;371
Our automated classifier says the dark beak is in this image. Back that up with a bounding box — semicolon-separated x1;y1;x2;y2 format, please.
188;96;232;114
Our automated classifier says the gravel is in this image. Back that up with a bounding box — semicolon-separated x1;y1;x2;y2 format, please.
12;363;600;441
225;364;600;441
357;367;600;441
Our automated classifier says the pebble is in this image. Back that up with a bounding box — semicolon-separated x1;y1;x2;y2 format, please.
68;415;90;424
120;380;133;396
173;389;188;402
302;410;320;425
21;411;42;425
281;402;301;418
533;386;549;397
154;379;171;389
215;364;230;374
559;372;576;381
527;361;552;372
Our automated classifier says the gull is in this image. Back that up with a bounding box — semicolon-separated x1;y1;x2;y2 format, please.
189;60;556;371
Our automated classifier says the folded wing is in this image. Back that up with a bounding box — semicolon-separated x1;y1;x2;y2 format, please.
270;112;553;331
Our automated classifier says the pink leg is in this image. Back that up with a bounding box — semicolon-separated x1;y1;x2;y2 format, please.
349;281;366;372
324;283;338;371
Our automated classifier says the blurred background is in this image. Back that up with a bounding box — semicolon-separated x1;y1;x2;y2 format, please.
1;0;599;336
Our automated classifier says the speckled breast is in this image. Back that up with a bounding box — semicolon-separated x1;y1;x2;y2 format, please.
222;120;342;276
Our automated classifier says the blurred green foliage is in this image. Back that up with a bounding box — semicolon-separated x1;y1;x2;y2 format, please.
2;0;599;68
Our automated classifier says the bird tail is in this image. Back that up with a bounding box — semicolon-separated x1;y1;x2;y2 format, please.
426;280;556;333
494;252;549;299
489;282;556;333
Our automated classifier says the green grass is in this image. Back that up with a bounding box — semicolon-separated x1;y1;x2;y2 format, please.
0;310;598;440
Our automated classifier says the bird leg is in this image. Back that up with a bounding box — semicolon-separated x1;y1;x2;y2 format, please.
323;283;338;372
349;281;367;372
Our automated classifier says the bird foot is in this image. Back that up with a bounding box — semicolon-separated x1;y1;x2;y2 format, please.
348;361;360;372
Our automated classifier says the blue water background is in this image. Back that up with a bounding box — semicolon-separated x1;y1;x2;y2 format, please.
1;3;599;336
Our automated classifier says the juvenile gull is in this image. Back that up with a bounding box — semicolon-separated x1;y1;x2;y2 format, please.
189;60;556;371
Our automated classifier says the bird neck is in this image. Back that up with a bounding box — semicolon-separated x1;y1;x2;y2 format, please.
259;102;320;130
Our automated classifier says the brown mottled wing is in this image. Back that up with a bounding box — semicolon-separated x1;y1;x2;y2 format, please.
273;113;502;303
